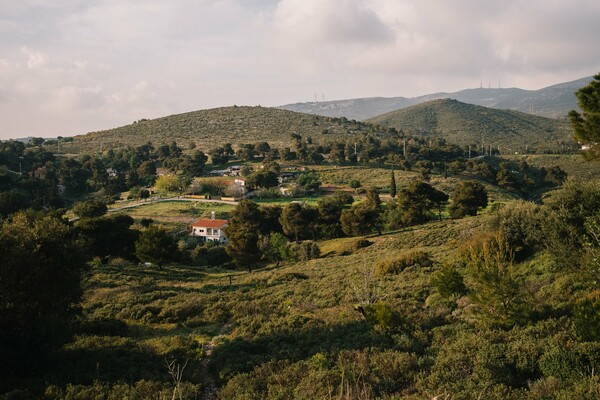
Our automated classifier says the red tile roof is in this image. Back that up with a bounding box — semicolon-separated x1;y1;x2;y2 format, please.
192;219;228;228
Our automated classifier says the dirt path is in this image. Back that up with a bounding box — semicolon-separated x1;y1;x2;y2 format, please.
200;322;234;400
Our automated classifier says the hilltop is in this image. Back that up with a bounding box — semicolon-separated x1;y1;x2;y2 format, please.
367;99;575;153
279;76;593;121
63;106;374;153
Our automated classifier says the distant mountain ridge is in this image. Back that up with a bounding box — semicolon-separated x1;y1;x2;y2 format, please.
279;76;593;121
366;98;574;153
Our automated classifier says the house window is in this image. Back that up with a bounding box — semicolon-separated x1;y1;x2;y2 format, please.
207;228;213;235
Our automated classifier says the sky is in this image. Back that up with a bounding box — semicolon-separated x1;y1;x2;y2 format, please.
1;0;599;139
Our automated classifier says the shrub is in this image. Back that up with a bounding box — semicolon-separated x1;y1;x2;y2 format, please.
375;250;432;276
432;262;467;299
491;200;546;260
287;240;321;261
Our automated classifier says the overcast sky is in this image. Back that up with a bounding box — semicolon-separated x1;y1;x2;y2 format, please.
1;0;599;139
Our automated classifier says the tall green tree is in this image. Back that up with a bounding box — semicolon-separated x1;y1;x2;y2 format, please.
76;214;138;262
135;225;178;268
280;202;317;242
387;181;449;227
449;181;488;218
72;199;108;218
569;73;600;159
0;211;85;382
225;199;263;271
390;170;397;198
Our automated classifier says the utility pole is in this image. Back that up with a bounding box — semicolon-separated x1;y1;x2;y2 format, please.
403;140;406;157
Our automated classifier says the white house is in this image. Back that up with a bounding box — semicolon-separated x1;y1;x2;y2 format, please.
191;218;228;243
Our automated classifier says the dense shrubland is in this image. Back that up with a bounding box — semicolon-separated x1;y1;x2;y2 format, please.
1;178;598;398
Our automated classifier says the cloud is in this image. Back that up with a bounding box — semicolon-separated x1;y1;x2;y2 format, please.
273;0;393;46
21;46;47;68
0;0;599;138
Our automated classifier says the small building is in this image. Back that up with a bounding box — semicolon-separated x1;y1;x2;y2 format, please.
191;217;228;243
234;178;247;188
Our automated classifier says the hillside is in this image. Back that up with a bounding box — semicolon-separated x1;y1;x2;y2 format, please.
279;76;593;120
63;106;374;153
366;99;575;153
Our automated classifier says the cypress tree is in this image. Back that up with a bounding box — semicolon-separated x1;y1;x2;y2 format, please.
390;170;397;198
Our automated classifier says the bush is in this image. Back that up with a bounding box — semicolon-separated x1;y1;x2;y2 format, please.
432;262;467;299
491;200;546;260
287;241;321;261
375;251;432;275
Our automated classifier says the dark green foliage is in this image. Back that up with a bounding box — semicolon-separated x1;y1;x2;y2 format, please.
225;199;263;271
569;73;600;159
279;202;318;242
340;202;381;236
316;194;349;239
246;169;279;189
461;232;530;329
259;232;291;265
432;262;467;299
135;225;178;267
0;212;85;387
491;200;547;260
75;214;138;262
449;180;488;218
72;199;108;218
259;205;282;235
387;181;448;227
190;242;231;267
543;179;600;263
349;179;361;189
390;170;397;198
296;170;321;194
287;240;321;261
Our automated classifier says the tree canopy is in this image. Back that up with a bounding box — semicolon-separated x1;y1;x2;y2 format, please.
569;73;600;159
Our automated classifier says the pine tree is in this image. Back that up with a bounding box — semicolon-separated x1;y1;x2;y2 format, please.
390;170;397;198
225;199;263;271
569;73;600;159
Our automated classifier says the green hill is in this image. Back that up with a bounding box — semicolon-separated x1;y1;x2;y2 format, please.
63;106;373;153
280;75;593;120
366;99;575;153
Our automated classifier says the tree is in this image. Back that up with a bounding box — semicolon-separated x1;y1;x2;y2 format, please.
225;199;263;271
317;195;347;239
341;202;380;236
135;225;178;268
462;231;530;328
155;174;181;192
260;232;290;266
259;205;283;235
0;211;85;379
387;181;449;227
390;170;397;198
72;199;108;218
449;181;488;218
76;214;138;262
180;151;208;177
296;171;321;194
349;180;362;190
247;170;279;189
280;202;316;242
569;73;600;159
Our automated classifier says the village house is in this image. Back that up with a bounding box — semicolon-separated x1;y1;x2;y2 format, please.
191;215;228;243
